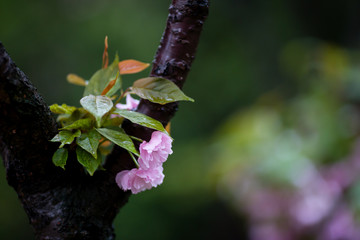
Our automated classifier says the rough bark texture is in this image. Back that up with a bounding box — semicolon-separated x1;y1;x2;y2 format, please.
0;0;209;239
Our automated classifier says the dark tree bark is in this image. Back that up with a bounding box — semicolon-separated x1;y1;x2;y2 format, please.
0;0;209;239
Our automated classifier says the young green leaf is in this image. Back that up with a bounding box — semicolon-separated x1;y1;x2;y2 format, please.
101;77;116;96
101;73;121;97
52;148;68;169
76;147;102;176
80;95;113;127
50;104;77;114
96;128;139;156
76;129;102;159
102;116;124;127
131;77;194;104
61;118;93;130
57;108;89;128
105;75;122;97
50;130;81;148
113;109;167;134
83;55;121;97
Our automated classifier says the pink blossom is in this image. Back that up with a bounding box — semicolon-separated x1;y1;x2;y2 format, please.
116;131;172;194
116;94;139;111
116;166;164;194
138;131;173;170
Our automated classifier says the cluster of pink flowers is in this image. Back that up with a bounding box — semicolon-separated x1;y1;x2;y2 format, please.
115;94;173;194
116;131;173;194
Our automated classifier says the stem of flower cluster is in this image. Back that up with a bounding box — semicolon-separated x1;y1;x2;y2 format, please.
128;151;140;168
114;88;133;105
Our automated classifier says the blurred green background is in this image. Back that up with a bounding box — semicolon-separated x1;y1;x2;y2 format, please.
2;0;360;239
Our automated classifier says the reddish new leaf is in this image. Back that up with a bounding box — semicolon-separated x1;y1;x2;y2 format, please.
102;36;109;69
118;59;149;75
165;122;171;135
101;77;116;95
67;74;87;86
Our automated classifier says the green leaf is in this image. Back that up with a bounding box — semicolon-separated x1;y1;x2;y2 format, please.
96;128;139;156
102;116;124;127
80;95;113;127
52;148;68;169
83;55;121;97
76;129;102;158
113;109;167;134
76;147;101;176
58;108;90;127
50;130;81;148
50;104;77;114
61;118;93;130
132;77;194;104
105;75;122;97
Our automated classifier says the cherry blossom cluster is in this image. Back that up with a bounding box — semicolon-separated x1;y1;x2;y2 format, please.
115;95;173;194
116;131;173;194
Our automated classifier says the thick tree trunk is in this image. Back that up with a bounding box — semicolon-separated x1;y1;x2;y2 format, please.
0;0;209;239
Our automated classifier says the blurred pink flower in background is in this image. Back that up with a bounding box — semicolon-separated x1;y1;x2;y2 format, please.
320;205;360;240
219;139;360;240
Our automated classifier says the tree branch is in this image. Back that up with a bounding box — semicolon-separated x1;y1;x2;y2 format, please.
0;42;128;239
118;0;210;141
0;41;59;192
0;0;209;239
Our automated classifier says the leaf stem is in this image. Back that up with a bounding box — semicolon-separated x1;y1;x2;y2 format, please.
128;151;139;168
130;135;144;143
114;88;133;105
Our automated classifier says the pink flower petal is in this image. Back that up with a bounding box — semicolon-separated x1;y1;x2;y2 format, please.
116;94;140;111
138;131;173;170
116;166;165;194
